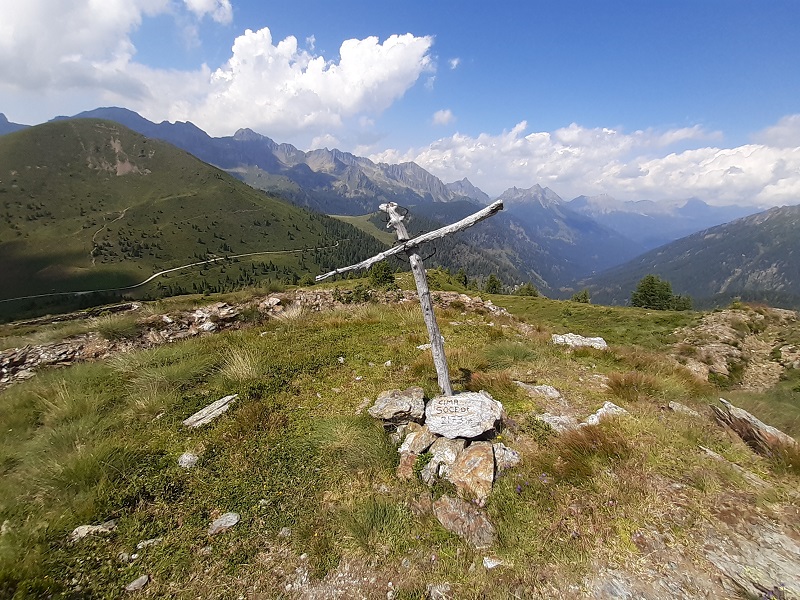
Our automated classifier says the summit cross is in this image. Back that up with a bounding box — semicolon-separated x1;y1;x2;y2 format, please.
316;199;504;395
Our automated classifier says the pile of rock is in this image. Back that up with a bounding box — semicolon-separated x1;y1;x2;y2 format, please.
142;301;242;342
368;387;520;507
0;334;112;390
289;289;512;318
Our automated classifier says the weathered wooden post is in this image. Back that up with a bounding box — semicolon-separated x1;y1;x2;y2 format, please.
316;199;503;396
380;202;453;395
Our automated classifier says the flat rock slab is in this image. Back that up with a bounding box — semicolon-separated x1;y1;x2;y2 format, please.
69;519;116;542
538;413;580;433
183;394;238;428
208;512;240;535
447;441;495;502
668;401;702;418
432;495;495;549
552;333;608;350
125;575;149;592
425;391;503;439
369;387;425;423
711;397;798;456
514;381;562;401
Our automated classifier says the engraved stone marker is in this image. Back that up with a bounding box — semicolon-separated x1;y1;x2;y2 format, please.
425;391;503;439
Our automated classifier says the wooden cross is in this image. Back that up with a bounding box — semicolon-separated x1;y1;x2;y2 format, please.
316;199;504;396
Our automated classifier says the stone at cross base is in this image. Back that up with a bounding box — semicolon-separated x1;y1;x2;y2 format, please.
424;391;503;439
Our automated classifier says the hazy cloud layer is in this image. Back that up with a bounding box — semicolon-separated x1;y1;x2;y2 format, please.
753;114;800;148
372;120;800;207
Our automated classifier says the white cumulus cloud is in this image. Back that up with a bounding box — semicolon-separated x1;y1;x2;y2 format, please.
0;1;435;140
371;119;800;207
448;58;461;70
432;109;455;126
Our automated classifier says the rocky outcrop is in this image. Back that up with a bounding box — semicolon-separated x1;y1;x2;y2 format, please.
711;398;798;456
1;290;511;392
672;306;798;390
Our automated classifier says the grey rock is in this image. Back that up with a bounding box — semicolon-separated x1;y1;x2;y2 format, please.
699;445;768;488
515;381;562;400
368;387;425;423
136;537;162;550
492;442;521;472
432;495;495;549
425;391;503;439
483;556;504;570
398;424;437;455
421;437;467;485
446;441;495;503
426;582;452;599
124;574;149;592
711;397;798;456
177;452;199;468
183;394;238;428
551;333;608;350
584;401;628;426
538;413;580;433
208;512;240;535
69;519;116;542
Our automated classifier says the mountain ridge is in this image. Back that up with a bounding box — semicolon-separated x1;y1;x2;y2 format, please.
582;204;800;308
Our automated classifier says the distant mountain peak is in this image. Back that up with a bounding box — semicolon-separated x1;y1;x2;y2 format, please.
445;178;491;204
233;128;265;142
0;112;29;135
498;184;563;207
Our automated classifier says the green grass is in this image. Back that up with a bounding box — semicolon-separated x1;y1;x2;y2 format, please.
331;213;397;245
0;288;797;597
492;295;700;350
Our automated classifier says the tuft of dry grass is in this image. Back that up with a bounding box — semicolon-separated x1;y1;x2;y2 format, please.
219;345;263;383
606;371;661;403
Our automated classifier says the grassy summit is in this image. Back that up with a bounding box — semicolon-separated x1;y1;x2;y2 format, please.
0;279;797;598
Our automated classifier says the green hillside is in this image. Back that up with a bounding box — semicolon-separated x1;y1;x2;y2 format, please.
0;120;385;319
582;205;800;309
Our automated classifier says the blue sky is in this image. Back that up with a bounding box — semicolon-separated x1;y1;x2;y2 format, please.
1;1;799;205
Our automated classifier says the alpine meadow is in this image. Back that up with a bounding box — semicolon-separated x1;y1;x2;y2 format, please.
2;2;800;599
